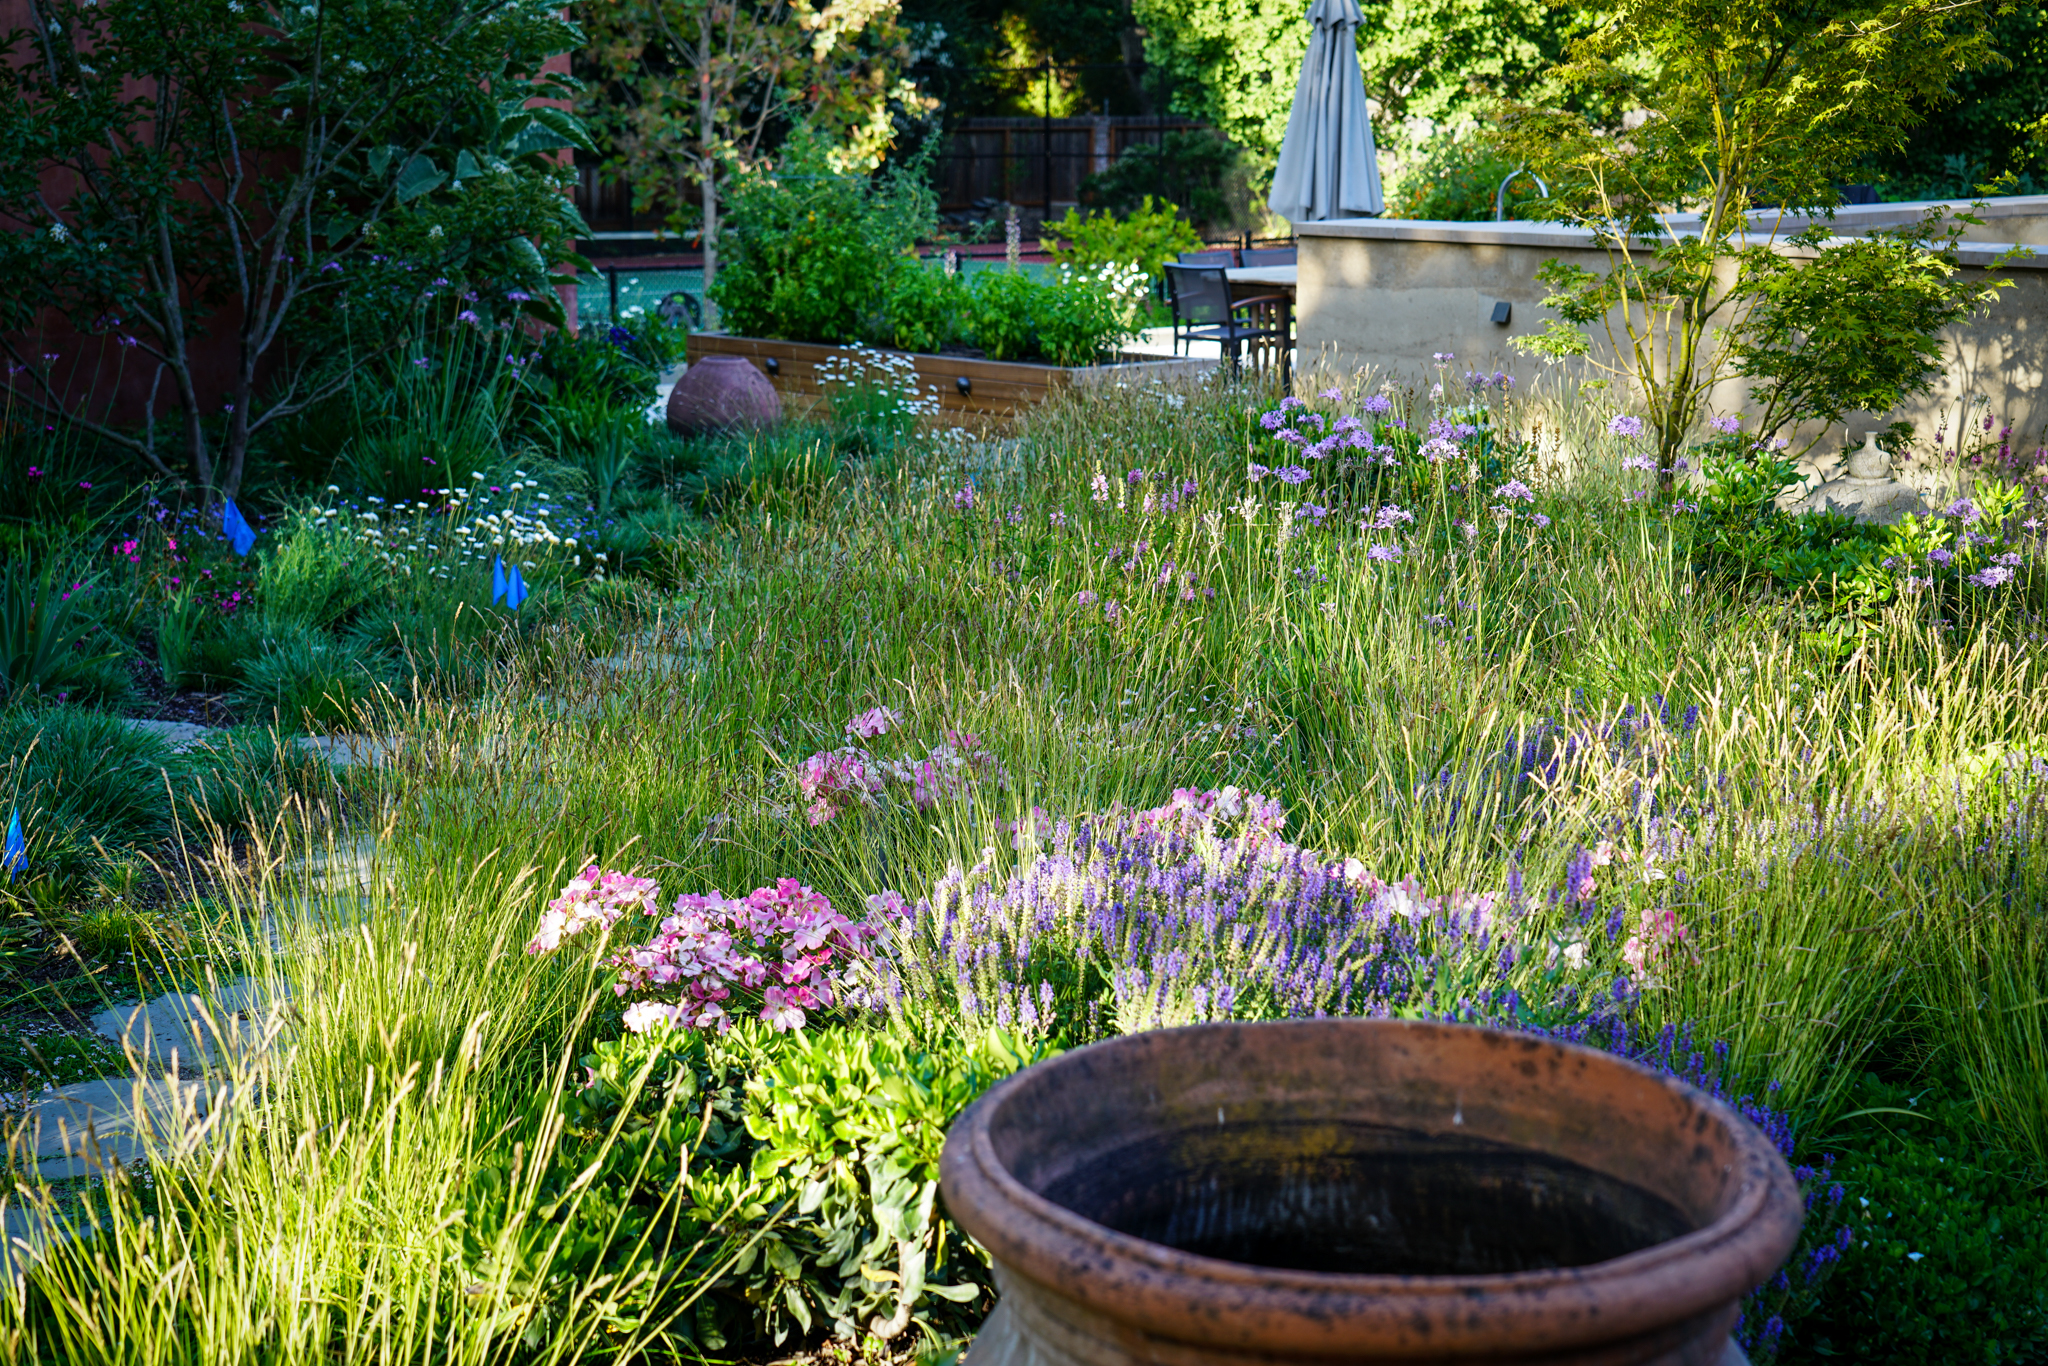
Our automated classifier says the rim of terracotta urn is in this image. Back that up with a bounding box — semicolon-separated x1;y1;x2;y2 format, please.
940;1018;1803;1357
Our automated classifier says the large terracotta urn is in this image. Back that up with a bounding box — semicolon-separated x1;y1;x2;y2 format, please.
940;1020;1801;1366
664;354;781;435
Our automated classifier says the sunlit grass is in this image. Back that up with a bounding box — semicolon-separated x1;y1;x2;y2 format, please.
0;365;2041;1359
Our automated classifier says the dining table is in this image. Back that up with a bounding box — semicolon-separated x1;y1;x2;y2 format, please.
1224;264;1297;305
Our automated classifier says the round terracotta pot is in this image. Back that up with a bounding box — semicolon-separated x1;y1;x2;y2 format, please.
940;1020;1801;1366
664;354;781;435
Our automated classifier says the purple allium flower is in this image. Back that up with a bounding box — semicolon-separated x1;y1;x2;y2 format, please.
1608;414;1645;437
1274;465;1311;485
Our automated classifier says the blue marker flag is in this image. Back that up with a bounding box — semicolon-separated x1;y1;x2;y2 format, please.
221;497;257;556
491;554;508;606
505;563;528;610
3;811;24;881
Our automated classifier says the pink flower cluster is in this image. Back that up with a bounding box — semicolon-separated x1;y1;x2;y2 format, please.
524;865;660;952
529;868;886;1036
1135;786;1287;845
795;708;1007;825
1622;905;1693;978
797;747;885;825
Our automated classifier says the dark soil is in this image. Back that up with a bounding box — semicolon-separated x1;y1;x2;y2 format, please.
124;651;240;726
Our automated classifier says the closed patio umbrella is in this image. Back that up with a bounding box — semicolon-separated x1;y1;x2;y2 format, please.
1267;0;1383;223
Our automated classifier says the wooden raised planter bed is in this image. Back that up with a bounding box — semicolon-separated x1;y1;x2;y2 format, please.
683;332;1215;421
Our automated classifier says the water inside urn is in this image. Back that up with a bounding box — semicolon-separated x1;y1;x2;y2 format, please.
1036;1121;1694;1276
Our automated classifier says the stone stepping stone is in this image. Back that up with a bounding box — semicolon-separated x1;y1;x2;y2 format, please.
120;717;401;771
8;1074;212;1182
89;977;284;1076
118;718;214;753
292;733;401;769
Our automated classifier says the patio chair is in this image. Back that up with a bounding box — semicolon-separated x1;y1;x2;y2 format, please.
1167;249;1241;353
1163;263;1291;385
1238;246;1297;267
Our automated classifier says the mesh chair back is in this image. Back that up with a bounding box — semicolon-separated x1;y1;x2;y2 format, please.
1238;247;1297;266
1177;248;1239;267
1163;264;1234;326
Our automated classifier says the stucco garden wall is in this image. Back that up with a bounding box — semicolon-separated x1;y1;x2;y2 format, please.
1296;197;2048;449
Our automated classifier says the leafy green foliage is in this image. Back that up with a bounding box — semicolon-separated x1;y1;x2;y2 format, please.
1858;7;2048;198
489;1020;1047;1354
1386;129;1547;222
967;268;1145;366
1076;133;1251;238
1130;0;1583;165
1777;1079;2048;1365
1687;435;2039;634
1733;207;2022;455
0;561;127;704
1042;196;1202;281
1501;0;2009;470
0;0;589;497
711;132;938;346
881;265;971;355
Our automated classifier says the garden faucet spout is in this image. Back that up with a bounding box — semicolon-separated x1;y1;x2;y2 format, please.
1495;168;1550;222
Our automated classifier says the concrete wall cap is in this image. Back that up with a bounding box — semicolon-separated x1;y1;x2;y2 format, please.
1294;216;2044;268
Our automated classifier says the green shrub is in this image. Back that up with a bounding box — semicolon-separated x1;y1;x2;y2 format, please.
230;629;396;732
1771;1079;2048;1364
965;271;1041;364
1688;433;2041;632
881;262;970;355
711;129;936;346
490;1020;1046;1353
1041;195;1202;281
1387;128;1545;222
962;268;1145;367
1078;130;1252;238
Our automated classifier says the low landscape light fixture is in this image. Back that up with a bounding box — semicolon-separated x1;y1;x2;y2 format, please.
1490;301;1512;325
956;375;972;396
762;356;780;375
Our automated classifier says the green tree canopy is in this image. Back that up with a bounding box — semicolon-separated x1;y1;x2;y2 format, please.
1128;0;1588;161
